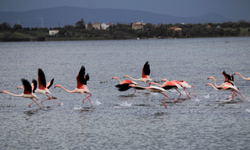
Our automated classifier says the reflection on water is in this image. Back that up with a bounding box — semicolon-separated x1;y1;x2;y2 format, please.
0;37;250;149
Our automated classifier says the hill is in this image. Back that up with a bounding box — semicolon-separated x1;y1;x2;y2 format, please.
0;6;232;28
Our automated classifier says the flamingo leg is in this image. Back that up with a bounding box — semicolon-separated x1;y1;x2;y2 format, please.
192;85;196;97
235;91;247;102
131;88;137;95
183;88;191;99
163;96;167;108
226;91;235;100
175;89;182;101
161;92;177;103
29;98;42;109
82;93;93;106
41;94;61;105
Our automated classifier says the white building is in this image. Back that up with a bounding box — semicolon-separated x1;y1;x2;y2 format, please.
101;23;113;30
49;30;59;35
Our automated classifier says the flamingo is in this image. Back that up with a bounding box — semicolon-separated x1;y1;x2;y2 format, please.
150;80;183;101
234;72;250;81
1;78;43;109
112;76;141;95
222;70;234;85
54;66;93;106
35;68;60;105
124;61;152;84
207;76;233;88
130;84;177;108
178;80;196;98
206;83;247;101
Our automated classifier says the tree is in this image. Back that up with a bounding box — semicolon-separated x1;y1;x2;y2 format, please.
75;19;85;29
1;22;11;30
86;22;93;30
13;24;22;31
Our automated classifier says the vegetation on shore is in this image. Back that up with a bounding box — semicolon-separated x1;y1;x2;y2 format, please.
1;19;250;42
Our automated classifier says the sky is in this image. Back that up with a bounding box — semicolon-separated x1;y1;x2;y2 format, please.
0;0;250;22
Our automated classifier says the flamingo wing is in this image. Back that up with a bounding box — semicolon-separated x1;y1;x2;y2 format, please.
38;68;46;89
76;66;86;88
142;61;150;78
32;79;37;93
22;78;32;94
46;78;54;89
115;84;132;91
222;71;234;84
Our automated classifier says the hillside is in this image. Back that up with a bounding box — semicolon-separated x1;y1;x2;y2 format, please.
0;6;232;28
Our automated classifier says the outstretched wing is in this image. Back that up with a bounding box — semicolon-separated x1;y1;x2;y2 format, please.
76;66;86;88
142;61;150;77
222;71;234;85
46;78;54;89
32;79;37;93
83;73;90;85
38;68;46;88
21;78;32;94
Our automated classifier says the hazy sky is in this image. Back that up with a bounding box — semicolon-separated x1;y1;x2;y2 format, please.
1;0;250;21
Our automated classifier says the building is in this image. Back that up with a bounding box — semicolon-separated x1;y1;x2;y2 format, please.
92;22;101;30
49;30;59;35
101;23;113;30
168;26;182;31
132;22;144;30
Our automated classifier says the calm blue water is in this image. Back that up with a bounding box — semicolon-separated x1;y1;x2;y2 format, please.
0;37;250;149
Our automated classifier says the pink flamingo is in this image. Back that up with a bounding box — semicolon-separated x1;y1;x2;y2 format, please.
178;80;196;98
1;78;42;109
112;76;141;95
150;80;183;101
234;72;250;81
34;68;60;105
124;61;152;84
54;66;93;106
206;83;247;101
130;84;177;108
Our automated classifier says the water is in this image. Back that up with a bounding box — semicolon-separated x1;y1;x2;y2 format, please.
0;37;250;149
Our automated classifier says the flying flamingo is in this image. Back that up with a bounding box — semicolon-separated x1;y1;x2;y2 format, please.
234;72;250;81
207;76;233;88
130;84;177;108
124;61;152;84
150;80;183;101
35;68;60;105
112;76;141;95
206;83;247;101
178;80;196;98
222;70;234;85
54;66;93;106
1;78;43;109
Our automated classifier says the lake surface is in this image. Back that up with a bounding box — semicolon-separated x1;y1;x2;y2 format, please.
0;37;250;149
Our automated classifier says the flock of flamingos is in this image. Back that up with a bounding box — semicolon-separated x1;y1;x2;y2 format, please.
1;61;249;109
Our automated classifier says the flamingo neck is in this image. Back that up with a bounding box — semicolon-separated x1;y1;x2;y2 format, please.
4;91;23;97
237;73;250;80
208;84;219;91
151;82;161;87
113;77;121;83
57;85;75;93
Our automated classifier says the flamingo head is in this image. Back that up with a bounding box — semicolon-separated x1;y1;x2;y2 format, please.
17;86;23;89
206;83;212;86
234;72;240;75
124;75;129;78
1;90;7;93
112;77;117;79
149;82;155;85
54;85;61;88
161;79;168;82
207;76;214;80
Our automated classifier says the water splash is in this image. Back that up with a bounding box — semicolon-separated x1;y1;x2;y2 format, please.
74;107;82;110
94;99;102;106
205;94;210;98
114;101;132;108
245;109;250;113
194;98;200;102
